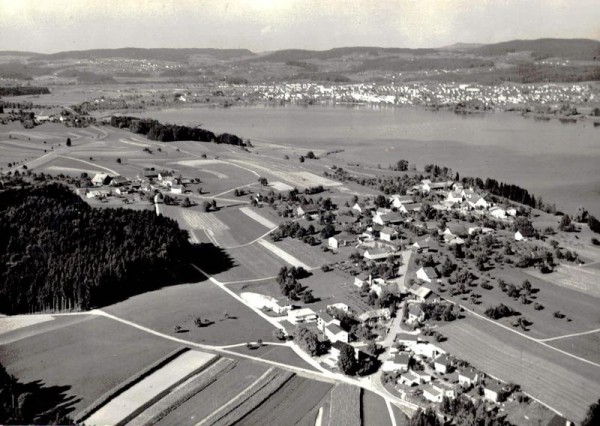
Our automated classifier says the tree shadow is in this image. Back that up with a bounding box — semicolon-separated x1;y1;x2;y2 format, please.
189;243;235;276
15;380;80;424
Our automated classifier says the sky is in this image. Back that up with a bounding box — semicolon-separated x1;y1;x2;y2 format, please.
0;0;598;53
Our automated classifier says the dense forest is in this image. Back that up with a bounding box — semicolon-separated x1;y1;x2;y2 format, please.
0;363;74;424
0;86;50;96
110;116;245;146
0;183;199;314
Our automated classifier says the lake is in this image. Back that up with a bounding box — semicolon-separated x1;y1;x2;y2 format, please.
135;105;600;215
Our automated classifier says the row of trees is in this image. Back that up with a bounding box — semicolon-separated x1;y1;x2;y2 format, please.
0;183;197;314
109;116;244;146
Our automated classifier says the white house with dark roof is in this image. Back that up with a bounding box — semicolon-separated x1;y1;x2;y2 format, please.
287;307;317;324
416;266;439;283
390;194;414;208
434;354;451;374
297;204;320;218
380;226;398;241
91;173;110;187
382;352;411;372
458;369;479;387
325;323;349;343
484;381;504;402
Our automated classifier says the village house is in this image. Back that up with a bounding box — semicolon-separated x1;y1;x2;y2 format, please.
373;212;404;226
158;171;173;181
398;371;421;386
379;226;398;241
324;323;349;343
317;311;339;330
434;354;451;374
443;224;468;238
413;342;445;359
416;266;439;283
422;382;457;402
354;272;373;288
489;206;507;220
390;194;414;209
328;232;356;249
363;248;393;261
171;185;183;194
398;202;422;214
458;369;480;387
484;381;504;403
86;189;110;199
411;236;434;253
382;352;411;372
407;304;425;323
296;204;321;218
327;303;350;313
395;333;420;348
515;228;536;241
287;307;317;324
422;181;454;194
352;201;376;214
110;175;129;187
358;308;392;323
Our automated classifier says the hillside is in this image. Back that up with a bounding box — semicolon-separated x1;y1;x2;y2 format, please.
472;38;600;60
0;183;200;314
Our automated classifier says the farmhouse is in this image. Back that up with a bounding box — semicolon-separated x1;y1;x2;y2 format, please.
110;176;130;187
328;232;356;249
443;224;468;238
171;185;183;194
458;369;480;387
381;352;411;372
287;308;317;324
398;203;422;214
158;171;173;181
416;266;439;283
423;180;453;193
91;173;110;186
86;189;110;199
352;202;376;214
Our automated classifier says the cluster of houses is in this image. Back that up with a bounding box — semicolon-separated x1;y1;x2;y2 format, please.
83;170;193;200
383;332;509;404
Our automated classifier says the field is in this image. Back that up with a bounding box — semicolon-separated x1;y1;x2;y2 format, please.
234;375;333;426
547;332;600;364
227;344;319;372
329;384;361;426
525;264;600;298
85;349;216;425
104;280;276;345
0;316;180;414
437;314;600;423
155;360;270;426
361;390;393;426
215;243;285;282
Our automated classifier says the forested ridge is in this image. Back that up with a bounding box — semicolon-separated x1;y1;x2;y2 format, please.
0;183;196;314
110;115;245;145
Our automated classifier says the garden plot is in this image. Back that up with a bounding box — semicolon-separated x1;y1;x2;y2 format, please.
0;316;180;413
85;350;216;426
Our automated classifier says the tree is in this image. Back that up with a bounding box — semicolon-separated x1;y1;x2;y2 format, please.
582;399;600;426
589;215;600;234
306;151;316;159
337;343;357;375
258;177;268;186
202;201;211;212
211;199;217;210
559;214;575;232
302;290;315;303
273;328;286;341
116;158;121;164
66;137;71;147
182;197;192;208
299;156;305;163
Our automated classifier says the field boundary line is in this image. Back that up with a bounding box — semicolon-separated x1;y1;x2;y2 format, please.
239;206;278;229
455;303;600;369
539;327;600;342
194;368;277;426
386;398;397;426
220;275;278;285
257;238;312;269
75;346;191;423
55;155;119;175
